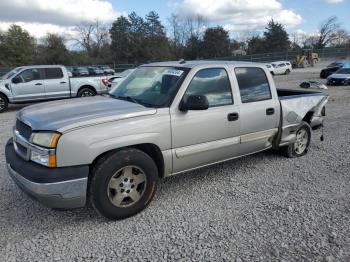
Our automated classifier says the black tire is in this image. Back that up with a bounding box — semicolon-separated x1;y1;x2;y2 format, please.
285;69;291;75
0;94;8;113
280;121;311;158
89;148;159;220
320;71;326;79
77;87;96;97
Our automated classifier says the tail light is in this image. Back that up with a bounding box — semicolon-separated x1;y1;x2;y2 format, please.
102;79;109;87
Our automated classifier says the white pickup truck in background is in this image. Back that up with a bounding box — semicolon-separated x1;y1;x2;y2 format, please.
0;65;110;112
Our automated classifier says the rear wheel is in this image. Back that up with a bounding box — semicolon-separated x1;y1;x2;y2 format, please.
285;69;291;75
0;94;8;113
77;87;96;97
89;149;159;220
280;121;311;158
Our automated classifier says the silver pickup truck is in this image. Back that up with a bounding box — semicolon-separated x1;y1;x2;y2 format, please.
5;61;328;220
0;65;110;112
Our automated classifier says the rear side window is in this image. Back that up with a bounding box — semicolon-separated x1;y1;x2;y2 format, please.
235;67;272;103
185;68;233;107
44;68;63;79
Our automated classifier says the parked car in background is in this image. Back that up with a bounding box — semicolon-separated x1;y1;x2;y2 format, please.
327;67;350;86
265;64;274;74
99;65;115;75
320;61;350;79
108;69;135;88
0;65;109;112
271;61;292;75
65;67;73;77
88;67;104;76
72;67;89;77
5;60;328;220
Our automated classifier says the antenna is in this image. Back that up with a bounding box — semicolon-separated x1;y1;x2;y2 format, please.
179;59;186;64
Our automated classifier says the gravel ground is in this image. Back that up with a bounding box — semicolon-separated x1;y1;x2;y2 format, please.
0;61;349;261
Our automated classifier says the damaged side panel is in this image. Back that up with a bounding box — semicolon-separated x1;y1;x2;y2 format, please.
279;94;329;146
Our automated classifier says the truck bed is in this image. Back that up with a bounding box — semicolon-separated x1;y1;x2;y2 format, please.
277;88;326;99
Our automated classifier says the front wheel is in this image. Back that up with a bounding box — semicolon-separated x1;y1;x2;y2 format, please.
280;121;311;158
0;94;8;113
89;149;159;220
285;69;291;75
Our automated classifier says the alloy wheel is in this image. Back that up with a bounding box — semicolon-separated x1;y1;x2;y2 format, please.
107;166;147;208
294;129;308;154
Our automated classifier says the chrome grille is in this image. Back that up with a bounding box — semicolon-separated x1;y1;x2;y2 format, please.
16;120;32;140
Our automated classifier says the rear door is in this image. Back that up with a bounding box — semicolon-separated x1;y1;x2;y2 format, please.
233;67;280;154
170;66;241;173
10;68;45;101
43;67;70;99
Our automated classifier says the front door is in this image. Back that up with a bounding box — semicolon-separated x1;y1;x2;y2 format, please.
10;68;45;101
171;67;241;173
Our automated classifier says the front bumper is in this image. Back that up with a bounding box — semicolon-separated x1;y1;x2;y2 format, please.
5;139;89;209
327;78;349;86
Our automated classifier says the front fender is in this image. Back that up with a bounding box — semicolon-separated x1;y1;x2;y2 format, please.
56;113;171;167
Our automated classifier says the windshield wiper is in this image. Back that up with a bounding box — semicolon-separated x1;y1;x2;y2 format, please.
114;95;140;104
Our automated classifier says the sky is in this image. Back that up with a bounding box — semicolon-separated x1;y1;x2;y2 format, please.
0;0;349;41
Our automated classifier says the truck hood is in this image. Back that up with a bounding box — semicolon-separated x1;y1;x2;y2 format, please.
17;96;157;133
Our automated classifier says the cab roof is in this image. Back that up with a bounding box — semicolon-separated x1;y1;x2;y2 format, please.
142;60;265;68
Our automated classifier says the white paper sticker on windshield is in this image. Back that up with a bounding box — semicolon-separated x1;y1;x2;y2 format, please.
164;69;184;77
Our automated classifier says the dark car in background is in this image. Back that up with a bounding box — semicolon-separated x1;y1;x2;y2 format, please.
320;61;350;79
99;65;115;75
327;68;350;86
88;67;104;76
72;67;89;77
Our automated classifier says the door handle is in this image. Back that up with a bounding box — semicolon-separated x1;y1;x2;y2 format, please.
266;108;275;115
35;83;43;85
227;112;239;121
60;81;67;84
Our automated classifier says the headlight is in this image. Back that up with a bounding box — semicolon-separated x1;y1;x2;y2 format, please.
30;132;61;168
32;132;61;148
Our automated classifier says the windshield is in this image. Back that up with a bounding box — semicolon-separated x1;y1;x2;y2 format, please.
335;68;350;74
2;67;22;80
327;62;342;68
109;66;189;108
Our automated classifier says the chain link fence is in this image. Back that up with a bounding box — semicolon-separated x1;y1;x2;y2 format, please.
1;47;350;77
216;47;350;63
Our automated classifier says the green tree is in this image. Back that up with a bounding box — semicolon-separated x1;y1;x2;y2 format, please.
36;33;70;64
263;19;290;51
110;16;131;63
0;25;35;66
201;27;230;58
128;12;147;63
247;36;266;54
144;11;171;61
184;35;202;60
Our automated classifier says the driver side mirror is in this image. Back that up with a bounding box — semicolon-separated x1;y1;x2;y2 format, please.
179;94;209;111
12;76;21;84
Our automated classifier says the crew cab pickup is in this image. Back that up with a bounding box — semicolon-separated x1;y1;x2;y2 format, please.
5;61;329;220
0;65;110;112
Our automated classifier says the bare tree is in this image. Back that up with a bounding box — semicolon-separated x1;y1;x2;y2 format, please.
315;16;341;48
330;29;350;47
73;20;110;58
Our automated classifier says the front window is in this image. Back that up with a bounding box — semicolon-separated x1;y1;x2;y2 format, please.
14;68;42;83
184;68;233;107
109;66;189;108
